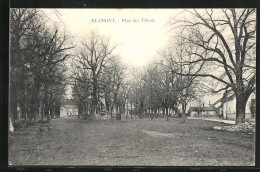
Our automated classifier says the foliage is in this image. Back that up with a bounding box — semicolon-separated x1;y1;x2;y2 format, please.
9;9;73;129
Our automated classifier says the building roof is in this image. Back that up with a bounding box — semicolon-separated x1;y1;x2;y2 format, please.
189;106;217;112
62;99;77;106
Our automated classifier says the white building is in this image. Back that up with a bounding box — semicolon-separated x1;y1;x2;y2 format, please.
60;99;78;117
222;91;255;121
187;90;255;122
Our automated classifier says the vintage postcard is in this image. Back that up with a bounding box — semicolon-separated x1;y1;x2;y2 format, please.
9;8;256;166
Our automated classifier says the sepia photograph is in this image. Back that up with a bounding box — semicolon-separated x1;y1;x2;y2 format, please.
8;8;256;166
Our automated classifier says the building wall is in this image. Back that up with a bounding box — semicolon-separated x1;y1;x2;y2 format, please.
190;110;217;117
203;111;217;117
60;105;78;117
60;106;67;117
187;99;212;113
222;93;255;121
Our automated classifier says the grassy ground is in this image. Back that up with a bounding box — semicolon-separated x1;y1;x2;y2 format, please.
9;116;255;166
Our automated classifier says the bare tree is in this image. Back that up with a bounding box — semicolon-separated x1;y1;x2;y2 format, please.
142;62;177;119
75;33;117;118
169;9;256;124
100;56;126;118
158;38;199;123
10;9;73;130
71;66;92;120
127;68;147;118
9;9;40;129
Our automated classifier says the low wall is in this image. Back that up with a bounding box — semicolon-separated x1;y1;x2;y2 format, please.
225;113;253;122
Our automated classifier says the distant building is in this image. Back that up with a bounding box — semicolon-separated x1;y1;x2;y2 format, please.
187;90;255;122
60;99;78;117
188;104;218;117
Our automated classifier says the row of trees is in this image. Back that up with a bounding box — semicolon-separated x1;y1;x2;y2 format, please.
9;9;73;130
71;33;127;120
103;8;256;124
10;8;255;127
125;40;201;122
70;34;196;121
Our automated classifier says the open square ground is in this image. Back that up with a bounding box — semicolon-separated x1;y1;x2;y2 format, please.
9;117;255;166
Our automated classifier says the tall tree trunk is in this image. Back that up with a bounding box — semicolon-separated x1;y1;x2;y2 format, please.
130;103;133;119
50;98;54;119
78;103;83;118
85;103;89;120
114;93;118;115
150;108;153;119
166;105;169;119
110;106;113;119
126;101;128;118
18;81;27;120
20;92;27;120
10;78;18;127
55;101;60;118
43;82;49;120
31;78;41;123
166;107;169;121
92;75;98;118
10;25;20;129
105;96;110;111
235;93;250;124
162;108;165;118
9;62;17;131
105;98;110;120
182;102;186;123
29;99;36;123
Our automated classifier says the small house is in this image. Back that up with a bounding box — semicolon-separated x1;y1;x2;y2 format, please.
60;99;78;117
188;106;218;117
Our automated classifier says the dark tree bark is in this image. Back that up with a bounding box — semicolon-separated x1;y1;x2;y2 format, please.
235;92;250;124
182;102;186;123
9;78;18;123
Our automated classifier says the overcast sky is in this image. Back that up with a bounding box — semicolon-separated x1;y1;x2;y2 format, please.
42;9;184;98
43;9;226;102
45;9;181;67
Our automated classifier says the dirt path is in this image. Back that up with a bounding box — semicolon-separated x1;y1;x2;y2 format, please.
142;129;175;137
9;117;255;166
